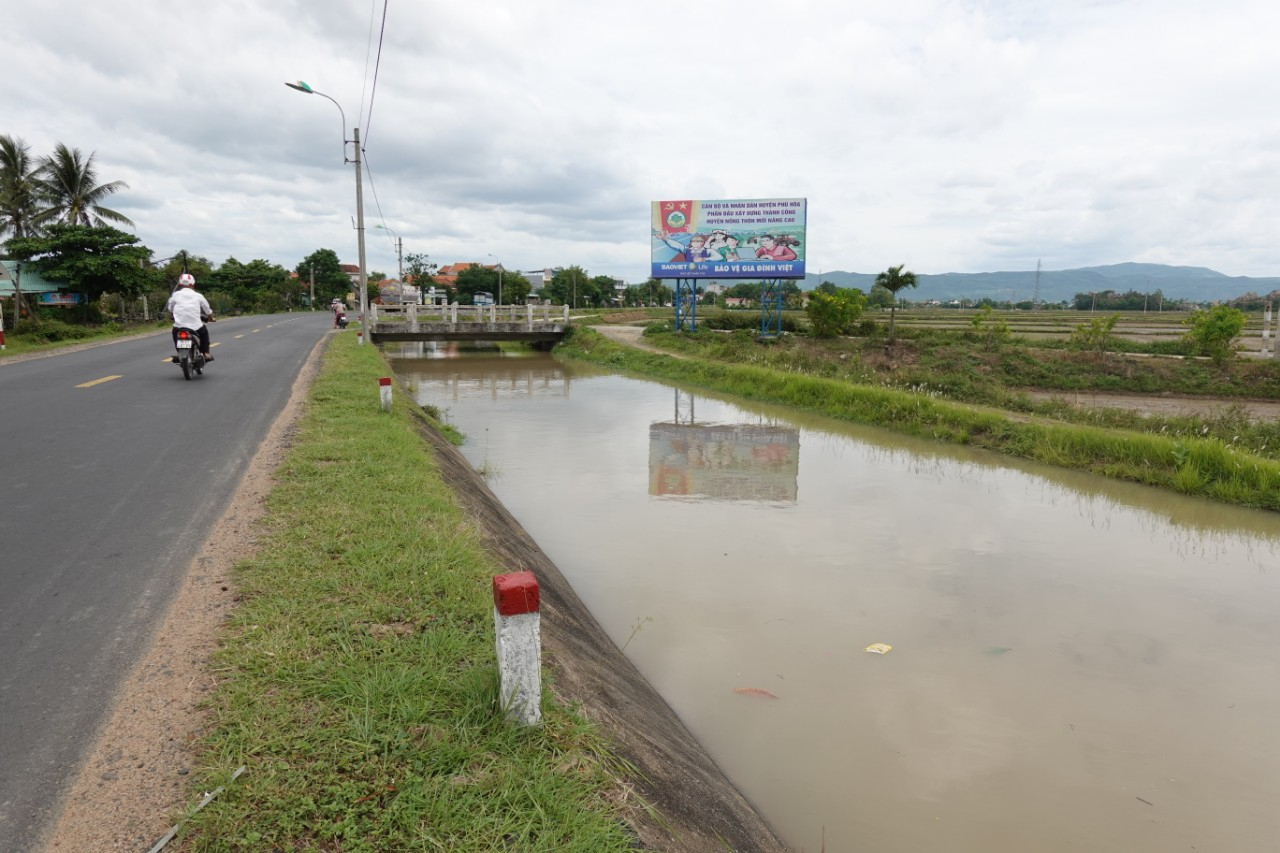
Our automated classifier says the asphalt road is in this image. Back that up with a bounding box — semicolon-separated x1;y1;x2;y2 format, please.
0;312;332;851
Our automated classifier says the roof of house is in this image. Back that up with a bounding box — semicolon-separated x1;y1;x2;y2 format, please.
0;260;62;295
433;262;497;289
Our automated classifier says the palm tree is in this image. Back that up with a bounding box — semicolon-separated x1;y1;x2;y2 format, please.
34;143;134;229
0;134;44;242
874;263;918;343
0;134;47;326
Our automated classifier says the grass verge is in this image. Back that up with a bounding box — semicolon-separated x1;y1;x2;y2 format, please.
0;319;167;357
559;326;1280;511
178;334;643;851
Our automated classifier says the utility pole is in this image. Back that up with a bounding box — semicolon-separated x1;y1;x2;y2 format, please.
12;262;22;328
310;265;315;310
1032;259;1041;309
396;237;403;283
353;126;368;343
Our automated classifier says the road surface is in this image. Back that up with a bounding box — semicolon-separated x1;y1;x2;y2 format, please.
0;313;331;851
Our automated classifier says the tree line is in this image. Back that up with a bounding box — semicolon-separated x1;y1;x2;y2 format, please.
0;134;406;323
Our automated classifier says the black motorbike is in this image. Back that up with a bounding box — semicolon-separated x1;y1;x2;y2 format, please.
172;319;214;380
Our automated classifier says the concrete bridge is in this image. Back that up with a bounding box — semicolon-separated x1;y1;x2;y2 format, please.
368;303;569;346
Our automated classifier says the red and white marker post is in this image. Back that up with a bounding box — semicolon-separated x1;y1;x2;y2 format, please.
378;377;392;411
492;571;541;725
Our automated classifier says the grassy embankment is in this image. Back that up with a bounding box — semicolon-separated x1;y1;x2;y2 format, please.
633;315;1280;456
178;335;645;851
557;323;1280;511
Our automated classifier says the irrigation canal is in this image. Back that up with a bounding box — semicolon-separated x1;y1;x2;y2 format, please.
389;341;1280;853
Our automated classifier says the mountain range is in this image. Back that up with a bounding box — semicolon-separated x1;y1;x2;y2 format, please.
804;263;1280;305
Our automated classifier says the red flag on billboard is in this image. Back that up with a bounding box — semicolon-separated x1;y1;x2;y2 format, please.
656;200;694;234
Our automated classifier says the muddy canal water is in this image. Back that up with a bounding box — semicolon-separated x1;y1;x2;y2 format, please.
390;344;1280;853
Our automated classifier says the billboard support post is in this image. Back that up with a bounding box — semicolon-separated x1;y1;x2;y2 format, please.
674;278;697;332
759;279;784;339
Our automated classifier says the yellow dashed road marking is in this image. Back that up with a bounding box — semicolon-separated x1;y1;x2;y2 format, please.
77;375;123;388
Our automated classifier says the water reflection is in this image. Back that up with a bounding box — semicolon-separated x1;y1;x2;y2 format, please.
391;347;1280;853
650;390;799;503
388;342;586;403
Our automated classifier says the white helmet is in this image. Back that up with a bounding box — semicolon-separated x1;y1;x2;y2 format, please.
178;273;196;288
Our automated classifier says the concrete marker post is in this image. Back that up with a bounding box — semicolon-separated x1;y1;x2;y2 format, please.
492;571;541;725
0;309;5;350
378;376;392;411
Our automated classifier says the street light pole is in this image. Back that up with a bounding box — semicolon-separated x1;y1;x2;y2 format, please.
285;80;368;344
487;253;504;305
376;224;403;282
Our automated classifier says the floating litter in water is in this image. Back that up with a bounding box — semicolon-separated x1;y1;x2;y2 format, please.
733;687;779;699
864;643;893;655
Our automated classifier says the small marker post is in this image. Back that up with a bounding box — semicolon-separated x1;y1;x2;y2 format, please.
492;571;542;725
378;376;392;411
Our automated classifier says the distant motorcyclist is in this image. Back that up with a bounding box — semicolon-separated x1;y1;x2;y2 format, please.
166;273;215;361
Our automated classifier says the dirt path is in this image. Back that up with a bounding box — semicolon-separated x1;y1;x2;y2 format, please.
593;323;691;357
1023;390;1280;422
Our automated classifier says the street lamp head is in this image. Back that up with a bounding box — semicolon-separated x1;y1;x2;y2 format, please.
284;80;314;93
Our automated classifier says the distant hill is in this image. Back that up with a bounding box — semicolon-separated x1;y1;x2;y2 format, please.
804;263;1280;305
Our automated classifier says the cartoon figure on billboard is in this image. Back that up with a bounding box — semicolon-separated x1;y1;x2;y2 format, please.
749;234;800;261
706;230;741;262
653;229;720;264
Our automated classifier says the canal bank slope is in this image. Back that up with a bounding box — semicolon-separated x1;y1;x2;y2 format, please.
407;405;789;852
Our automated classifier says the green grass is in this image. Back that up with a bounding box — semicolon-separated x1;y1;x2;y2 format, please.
0;318;166;355
561;326;1280;511
178;335;644;851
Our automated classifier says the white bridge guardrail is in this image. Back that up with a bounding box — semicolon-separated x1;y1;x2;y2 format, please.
369;302;570;331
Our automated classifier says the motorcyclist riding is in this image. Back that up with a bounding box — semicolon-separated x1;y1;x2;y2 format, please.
166;273;215;361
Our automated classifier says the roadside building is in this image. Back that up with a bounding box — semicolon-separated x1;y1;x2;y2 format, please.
0;261;79;313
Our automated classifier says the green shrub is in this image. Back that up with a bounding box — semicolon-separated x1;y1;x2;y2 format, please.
14;318;96;343
1069;314;1120;354
1183;304;1246;362
806;290;866;338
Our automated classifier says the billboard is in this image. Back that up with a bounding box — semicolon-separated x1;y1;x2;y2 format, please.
651;197;807;280
36;292;83;306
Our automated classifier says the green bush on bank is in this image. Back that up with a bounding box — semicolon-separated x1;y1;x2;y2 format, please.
181;335;642;851
560;327;1280;511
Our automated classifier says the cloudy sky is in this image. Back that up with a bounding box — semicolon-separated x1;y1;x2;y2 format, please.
8;0;1280;283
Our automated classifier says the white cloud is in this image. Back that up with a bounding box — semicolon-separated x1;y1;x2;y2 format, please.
7;0;1280;281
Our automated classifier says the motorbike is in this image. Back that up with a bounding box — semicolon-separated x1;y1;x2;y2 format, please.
172;318;214;380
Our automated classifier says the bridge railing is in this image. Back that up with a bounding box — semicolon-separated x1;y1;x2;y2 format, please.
371;303;569;327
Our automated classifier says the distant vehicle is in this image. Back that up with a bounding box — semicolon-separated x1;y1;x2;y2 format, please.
473;292;494;307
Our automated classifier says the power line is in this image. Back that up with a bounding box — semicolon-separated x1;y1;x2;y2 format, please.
361;0;390;148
